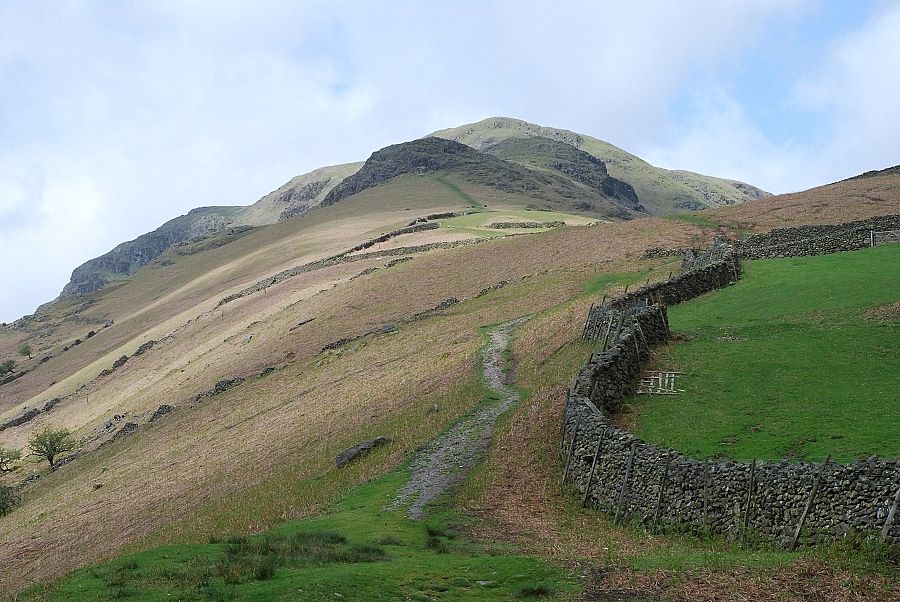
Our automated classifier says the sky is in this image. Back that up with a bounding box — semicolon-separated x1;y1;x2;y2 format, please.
1;0;899;322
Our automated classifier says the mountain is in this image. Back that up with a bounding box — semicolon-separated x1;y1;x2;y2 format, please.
59;206;246;296
54;117;768;301
431;116;770;213
474;136;643;211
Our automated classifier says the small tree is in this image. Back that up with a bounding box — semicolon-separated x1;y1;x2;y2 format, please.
0;485;16;517
17;344;32;360
0;359;14;376
0;446;21;473
28;426;76;469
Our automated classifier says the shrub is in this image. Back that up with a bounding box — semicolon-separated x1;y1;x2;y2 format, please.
516;584;553;598
0;359;15;375
0;446;21;473
0;485;18;517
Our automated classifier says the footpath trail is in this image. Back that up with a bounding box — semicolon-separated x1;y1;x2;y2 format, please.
392;317;527;518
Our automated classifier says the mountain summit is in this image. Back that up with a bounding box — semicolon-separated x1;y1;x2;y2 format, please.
431;117;769;213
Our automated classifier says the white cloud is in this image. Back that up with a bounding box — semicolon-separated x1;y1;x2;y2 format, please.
0;166;107;322
643;2;900;193
0;0;892;321
640;89;821;193
792;2;900;173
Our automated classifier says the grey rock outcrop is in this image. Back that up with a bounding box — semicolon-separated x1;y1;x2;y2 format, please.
195;378;245;401
149;405;175;422
335;436;392;468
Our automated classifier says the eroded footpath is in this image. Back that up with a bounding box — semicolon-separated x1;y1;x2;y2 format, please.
392;317;527;518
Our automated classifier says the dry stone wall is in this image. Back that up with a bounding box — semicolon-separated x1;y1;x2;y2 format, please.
564;245;900;547
737;213;900;259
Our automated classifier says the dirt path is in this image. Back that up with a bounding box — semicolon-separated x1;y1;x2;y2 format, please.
392;317;528;518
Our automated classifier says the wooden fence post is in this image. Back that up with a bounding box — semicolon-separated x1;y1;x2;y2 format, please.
561;417;582;486
559;387;571;441
702;461;711;529
652;454;672;531
611;310;627;346
581;302;595;340
881;486;900;542
630;321;641;356
632;315;649;352
790;455;830;551
582;429;606;507
742;459;756;531
614;442;638;525
599;313;615;352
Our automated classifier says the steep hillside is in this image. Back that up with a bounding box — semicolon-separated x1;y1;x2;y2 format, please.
322;137;639;218
0;208;709;594
708;167;900;231
55;164;362;300
432;116;770;213
846;163;900;181
52;117;771;303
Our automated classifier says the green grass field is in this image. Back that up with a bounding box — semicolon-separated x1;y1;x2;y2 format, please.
439;208;595;237
633;244;900;462
22;472;575;602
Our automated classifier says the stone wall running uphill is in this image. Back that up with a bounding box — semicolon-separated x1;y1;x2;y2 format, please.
564;242;900;547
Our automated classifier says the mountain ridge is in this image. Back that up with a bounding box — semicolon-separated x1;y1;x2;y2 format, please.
50;116;769;307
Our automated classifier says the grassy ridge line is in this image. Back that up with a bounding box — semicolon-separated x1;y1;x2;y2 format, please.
633;244;900;461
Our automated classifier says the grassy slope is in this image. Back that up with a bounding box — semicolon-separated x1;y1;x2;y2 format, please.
26;272;898;601
0;174;501;417
2;176;714;592
22;331;578;601
706;172;900;232
633;245;900;461
24;477;576;602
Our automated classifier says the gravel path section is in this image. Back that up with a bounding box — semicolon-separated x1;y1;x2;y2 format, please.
392;317;528;518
